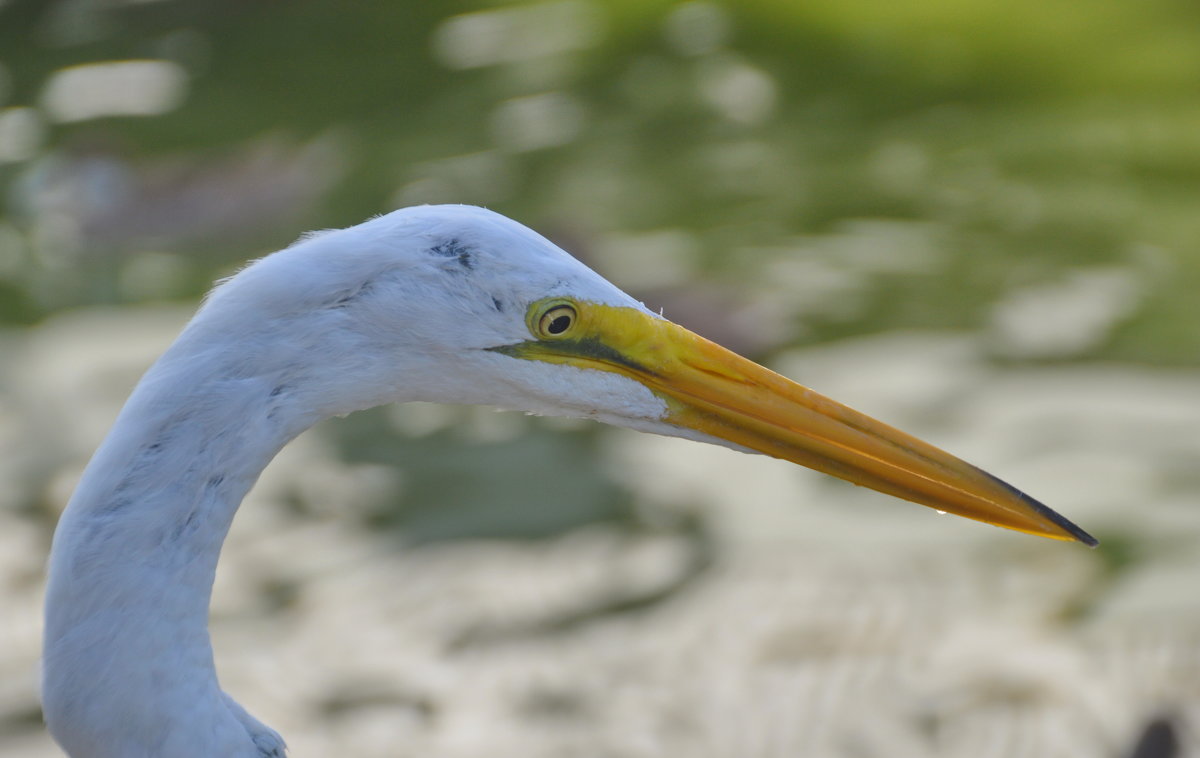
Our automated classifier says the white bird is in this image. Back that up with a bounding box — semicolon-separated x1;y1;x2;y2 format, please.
42;205;1095;757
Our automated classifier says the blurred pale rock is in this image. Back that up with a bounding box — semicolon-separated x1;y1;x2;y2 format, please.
1;309;1197;757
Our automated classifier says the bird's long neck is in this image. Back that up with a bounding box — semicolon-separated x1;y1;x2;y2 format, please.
43;333;316;756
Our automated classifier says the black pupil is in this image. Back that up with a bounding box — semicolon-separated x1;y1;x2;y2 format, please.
547;313;572;334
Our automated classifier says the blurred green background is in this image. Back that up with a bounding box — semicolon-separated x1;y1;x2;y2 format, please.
1;1;1198;756
4;0;1200;359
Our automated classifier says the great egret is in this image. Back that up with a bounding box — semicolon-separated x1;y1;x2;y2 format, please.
42;204;1095;757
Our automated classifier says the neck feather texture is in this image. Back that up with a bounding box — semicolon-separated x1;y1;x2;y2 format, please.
43;337;308;757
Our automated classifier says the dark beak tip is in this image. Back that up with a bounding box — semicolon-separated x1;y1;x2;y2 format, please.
1028;498;1099;548
981;469;1097;547
1072;526;1101;549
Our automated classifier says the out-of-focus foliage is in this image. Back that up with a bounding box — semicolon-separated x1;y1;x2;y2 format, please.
1;0;1198;362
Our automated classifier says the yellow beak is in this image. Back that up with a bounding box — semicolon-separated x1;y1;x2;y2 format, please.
492;300;1097;546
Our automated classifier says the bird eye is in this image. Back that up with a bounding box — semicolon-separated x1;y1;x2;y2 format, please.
535;302;577;338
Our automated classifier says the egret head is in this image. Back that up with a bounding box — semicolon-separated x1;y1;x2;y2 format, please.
195;204;1094;545
41;203;1097;758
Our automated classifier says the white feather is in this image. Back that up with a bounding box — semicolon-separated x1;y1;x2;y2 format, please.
43;205;683;757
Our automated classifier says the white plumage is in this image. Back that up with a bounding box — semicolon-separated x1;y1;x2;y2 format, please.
43;206;659;757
